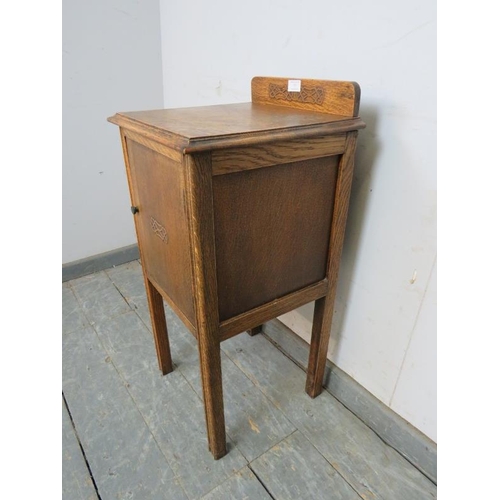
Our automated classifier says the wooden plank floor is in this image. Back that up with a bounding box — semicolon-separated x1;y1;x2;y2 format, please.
62;261;437;500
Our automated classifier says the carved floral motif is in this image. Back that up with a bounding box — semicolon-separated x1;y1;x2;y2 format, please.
268;83;325;104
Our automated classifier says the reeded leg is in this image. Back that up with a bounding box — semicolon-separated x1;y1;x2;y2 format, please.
247;325;262;336
306;294;335;398
198;334;227;459
144;278;173;375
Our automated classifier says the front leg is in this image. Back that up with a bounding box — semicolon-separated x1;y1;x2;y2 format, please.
144;277;173;375
186;152;227;459
198;330;227;459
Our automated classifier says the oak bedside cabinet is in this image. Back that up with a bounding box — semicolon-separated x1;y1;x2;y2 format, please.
108;76;365;459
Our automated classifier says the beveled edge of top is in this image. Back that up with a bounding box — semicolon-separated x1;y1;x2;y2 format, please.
108;112;190;152
108;102;365;154
183;115;365;153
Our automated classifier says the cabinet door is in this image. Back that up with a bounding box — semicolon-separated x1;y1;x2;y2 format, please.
125;137;195;326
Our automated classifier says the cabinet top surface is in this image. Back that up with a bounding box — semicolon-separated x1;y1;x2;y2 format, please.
108;102;364;152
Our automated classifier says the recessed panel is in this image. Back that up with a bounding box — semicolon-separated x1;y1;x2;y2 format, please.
213;156;339;321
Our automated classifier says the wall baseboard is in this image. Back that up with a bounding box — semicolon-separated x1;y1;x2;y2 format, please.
62;244;139;282
261;319;437;484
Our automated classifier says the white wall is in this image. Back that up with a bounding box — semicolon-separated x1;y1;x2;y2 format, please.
63;0;163;264
160;0;436;441
391;258;436;441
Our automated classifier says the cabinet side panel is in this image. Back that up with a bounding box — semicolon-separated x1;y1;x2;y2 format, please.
213;155;339;321
126;139;195;324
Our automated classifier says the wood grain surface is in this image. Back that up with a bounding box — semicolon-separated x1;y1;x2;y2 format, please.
147;274;197;337
306;131;358;398
109;102;365;153
185;152;227;459
219;280;328;342
124;129;182;163
213;155;339;321
212;134;346;175
247;325;262;337
144;278;173;375
108;77;366;461
118;132;177;374
126;139;195;326
252;76;361;117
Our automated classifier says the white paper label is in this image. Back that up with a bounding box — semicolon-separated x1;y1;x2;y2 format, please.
287;79;301;92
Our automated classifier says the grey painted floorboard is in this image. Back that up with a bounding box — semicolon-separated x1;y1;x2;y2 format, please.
251;431;360;500
70;271;131;324
180;347;296;462
63;284;89;334
107;262;298;464
201;466;272;500
106;261;148;311
263;319;437;483
63;262;436;500
165;311;297;463
62;399;99;500
223;334;437;500
63;325;186;500
93;311;248;499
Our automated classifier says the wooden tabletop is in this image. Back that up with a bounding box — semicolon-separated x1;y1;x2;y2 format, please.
108;102;365;153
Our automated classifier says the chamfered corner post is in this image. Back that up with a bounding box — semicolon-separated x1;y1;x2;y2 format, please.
118;128;173;376
306;131;358;398
185;151;227;460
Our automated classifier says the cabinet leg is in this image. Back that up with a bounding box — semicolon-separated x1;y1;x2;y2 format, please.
247;325;262;336
198;339;227;459
145;278;173;375
306;294;335;398
186;152;227;459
